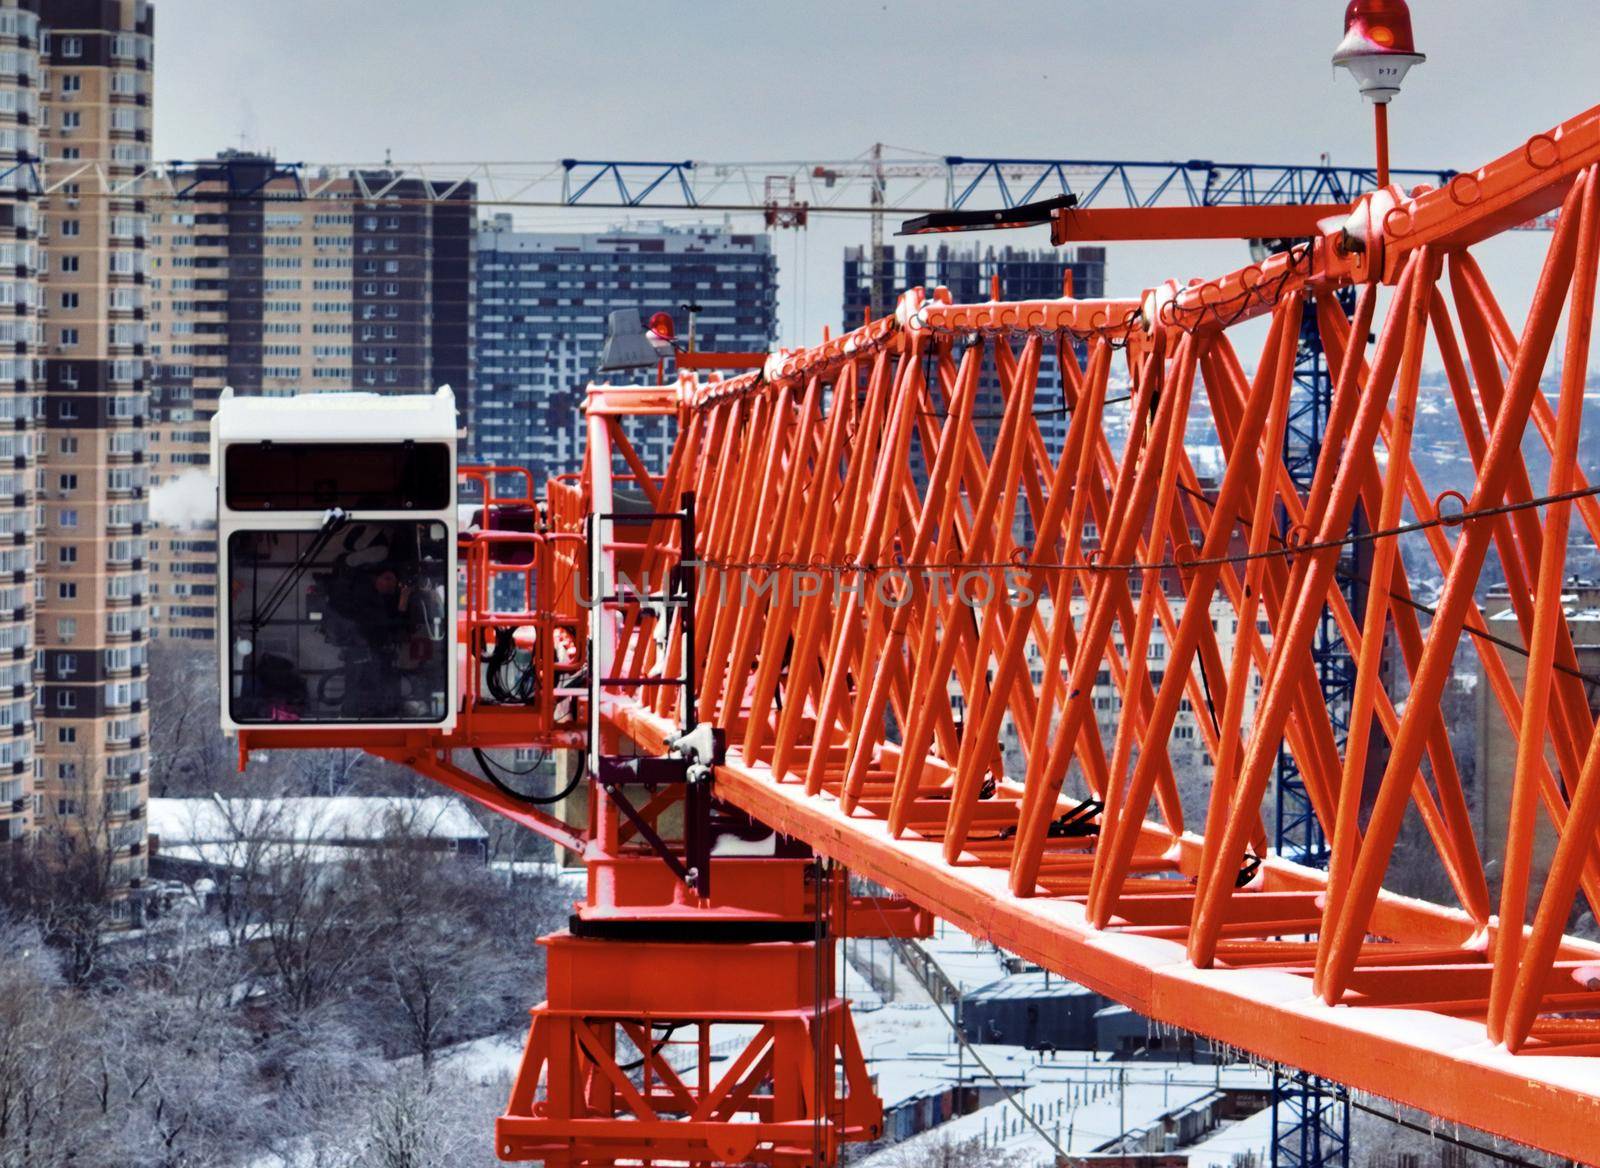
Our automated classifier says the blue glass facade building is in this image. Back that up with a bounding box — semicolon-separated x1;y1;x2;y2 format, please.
471;217;778;478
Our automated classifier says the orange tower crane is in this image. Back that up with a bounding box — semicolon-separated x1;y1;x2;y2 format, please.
218;13;1600;1168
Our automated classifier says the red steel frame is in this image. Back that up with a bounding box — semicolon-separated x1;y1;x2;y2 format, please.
498;933;881;1167
569;103;1600;1163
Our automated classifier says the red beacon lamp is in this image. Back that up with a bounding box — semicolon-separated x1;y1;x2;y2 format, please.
645;310;676;351
1331;0;1424;187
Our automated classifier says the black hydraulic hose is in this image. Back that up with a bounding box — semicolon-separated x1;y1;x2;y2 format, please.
471;746;584;806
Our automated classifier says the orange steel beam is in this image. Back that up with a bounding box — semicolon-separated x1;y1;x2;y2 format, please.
612;699;1600;1160
564;102;1600;1163
676;350;768;371
1050;202;1350;242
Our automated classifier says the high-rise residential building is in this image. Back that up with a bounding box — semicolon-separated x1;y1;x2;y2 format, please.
0;0;46;853
29;0;155;919
144;154;475;641
471;217;778;479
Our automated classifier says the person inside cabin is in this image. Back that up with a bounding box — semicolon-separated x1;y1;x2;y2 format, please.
324;541;435;719
252;652;308;722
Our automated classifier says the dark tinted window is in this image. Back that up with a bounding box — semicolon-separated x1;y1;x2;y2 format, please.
225;442;451;511
226;520;450;725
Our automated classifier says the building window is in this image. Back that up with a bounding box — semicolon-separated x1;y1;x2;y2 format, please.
59;438;77;454
60;255;79;273
61;111;81;131
57;726;75;744
57;582;75;599
55;690;75;710
60;220;80;238
60;292;78;310
57;762;76;780
58;546;76;564
58;474;77;492
61;74;81;93
59;328;78;347
56;618;75;642
58;36;82;57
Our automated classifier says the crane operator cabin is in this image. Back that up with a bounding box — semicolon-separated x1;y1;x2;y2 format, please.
213;387;458;731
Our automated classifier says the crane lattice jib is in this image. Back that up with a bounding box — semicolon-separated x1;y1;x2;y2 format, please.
579;101;1600;1162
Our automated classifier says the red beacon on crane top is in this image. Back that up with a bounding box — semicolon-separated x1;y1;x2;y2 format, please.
646;310;675;341
1332;0;1425;103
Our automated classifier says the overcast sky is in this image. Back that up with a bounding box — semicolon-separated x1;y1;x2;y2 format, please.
154;1;1600;356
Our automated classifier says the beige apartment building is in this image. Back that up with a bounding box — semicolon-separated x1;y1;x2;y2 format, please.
0;0;157;918
0;1;44;854
146;159;474;641
0;2;473;917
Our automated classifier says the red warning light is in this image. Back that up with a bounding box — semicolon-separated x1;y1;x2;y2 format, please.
1339;0;1418;56
647;311;675;341
1333;0;1424;103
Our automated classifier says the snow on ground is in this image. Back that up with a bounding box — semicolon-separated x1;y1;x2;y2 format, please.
436;1031;527;1086
854;1051;1271;1167
839;941;886;1011
1185;1101;1274;1167
854;1003;962;1078
916;920;1013;993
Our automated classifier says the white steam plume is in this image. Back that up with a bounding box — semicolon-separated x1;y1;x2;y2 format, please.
149;468;217;531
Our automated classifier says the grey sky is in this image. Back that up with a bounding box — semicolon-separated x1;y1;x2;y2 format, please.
155;1;1600;355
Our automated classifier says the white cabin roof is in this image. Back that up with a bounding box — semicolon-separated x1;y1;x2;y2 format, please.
212;385;457;452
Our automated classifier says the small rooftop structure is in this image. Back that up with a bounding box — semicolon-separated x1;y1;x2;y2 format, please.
148;795;489;875
961;971;1106;1051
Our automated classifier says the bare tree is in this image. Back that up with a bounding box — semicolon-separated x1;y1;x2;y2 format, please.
255;1011;383;1168
147;643;232;799
198;794;290;954
337;1069;496;1168
253;805;384;1017
0;916;102;1168
0;763;128;986
92;941;259;1168
351;810;546;1068
886;1133;1035;1167
288;748;378;798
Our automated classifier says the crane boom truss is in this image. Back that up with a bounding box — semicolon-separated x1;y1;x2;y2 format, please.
571;100;1600;1164
4;152;1458;219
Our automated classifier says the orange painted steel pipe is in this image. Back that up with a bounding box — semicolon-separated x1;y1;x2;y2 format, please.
1319;172;1590;1002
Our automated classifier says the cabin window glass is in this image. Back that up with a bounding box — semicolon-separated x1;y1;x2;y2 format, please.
224;442;451;512
226;520;449;724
